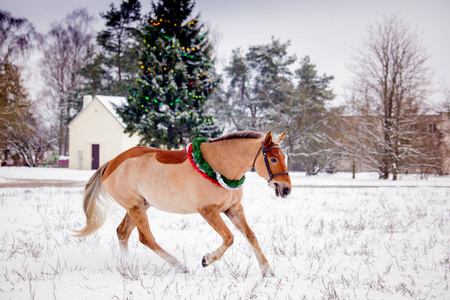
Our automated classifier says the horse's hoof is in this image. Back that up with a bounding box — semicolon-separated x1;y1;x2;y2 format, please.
202;256;208;268
262;266;275;277
264;271;275;277
176;265;188;273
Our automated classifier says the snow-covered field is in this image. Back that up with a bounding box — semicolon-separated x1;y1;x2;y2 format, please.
0;167;449;299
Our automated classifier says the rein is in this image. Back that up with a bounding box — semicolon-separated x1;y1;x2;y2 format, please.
252;141;289;185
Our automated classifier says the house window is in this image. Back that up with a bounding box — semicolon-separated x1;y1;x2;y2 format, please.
428;123;437;134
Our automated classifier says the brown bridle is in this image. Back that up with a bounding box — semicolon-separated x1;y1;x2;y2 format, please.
252;141;289;185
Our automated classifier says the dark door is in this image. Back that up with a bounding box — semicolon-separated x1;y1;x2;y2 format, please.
92;144;100;170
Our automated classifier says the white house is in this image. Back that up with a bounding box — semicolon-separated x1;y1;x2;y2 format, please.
68;95;140;170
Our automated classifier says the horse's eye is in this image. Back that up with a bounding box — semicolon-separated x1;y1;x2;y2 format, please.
270;158;277;163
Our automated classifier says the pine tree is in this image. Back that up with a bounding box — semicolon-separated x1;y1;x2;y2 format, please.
290;56;337;174
97;0;142;96
217;40;338;173
77;46;111;96
117;0;219;149
219;39;295;131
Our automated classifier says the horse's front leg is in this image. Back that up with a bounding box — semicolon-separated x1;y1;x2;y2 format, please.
198;205;234;267
224;203;274;277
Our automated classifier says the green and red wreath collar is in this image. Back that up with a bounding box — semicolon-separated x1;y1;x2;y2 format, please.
187;138;245;190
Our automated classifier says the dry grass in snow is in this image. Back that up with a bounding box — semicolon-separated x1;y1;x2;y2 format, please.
0;171;449;299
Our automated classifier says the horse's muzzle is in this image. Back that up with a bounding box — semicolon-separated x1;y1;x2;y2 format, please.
274;182;291;198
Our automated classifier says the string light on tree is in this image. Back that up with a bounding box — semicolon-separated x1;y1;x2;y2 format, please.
117;0;220;150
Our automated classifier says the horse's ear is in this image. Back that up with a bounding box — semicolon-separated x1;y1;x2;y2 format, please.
265;132;273;145
279;133;286;143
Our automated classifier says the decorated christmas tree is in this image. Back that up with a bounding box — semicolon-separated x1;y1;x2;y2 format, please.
117;0;220;149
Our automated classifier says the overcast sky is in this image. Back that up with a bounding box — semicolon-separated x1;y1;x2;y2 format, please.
2;0;449;104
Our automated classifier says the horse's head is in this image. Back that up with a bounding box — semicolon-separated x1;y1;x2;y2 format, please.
253;132;292;198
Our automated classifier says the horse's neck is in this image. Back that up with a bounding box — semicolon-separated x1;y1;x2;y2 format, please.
200;139;262;180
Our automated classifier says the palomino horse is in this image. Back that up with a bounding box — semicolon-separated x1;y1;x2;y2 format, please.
75;131;291;276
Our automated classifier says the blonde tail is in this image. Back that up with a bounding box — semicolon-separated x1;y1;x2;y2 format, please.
74;163;110;237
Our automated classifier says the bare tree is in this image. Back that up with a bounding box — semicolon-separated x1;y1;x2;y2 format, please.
348;14;432;180
0;10;46;165
0;10;38;64
7;104;54;166
0;10;36;138
440;84;450;113
40;8;94;156
435;84;450;174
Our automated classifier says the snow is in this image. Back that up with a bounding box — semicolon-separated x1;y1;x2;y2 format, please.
0;167;94;183
1;166;448;187
0;167;449;299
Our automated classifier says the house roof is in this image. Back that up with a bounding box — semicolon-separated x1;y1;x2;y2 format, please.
69;95;127;128
95;95;126;127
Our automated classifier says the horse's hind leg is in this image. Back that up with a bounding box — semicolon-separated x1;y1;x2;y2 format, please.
117;212;136;254
224;203;274;277
127;206;187;273
198;205;234;267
